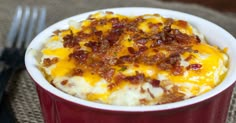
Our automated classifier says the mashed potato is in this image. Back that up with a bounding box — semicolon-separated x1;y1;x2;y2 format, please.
40;12;228;106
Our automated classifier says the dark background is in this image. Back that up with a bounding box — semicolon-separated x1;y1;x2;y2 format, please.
163;0;235;13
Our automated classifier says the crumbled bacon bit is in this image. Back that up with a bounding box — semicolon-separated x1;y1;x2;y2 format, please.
61;80;68;85
164;18;174;26
84;41;100;52
105;57;118;65
99;68;115;82
63;34;83;48
150;79;160;87
51;81;56;87
106;29;122;46
105;11;114;14
135;16;144;23
109;18;119;24
139;98;148;105
53;30;61;35
150;39;162;47
130;64;138;68
72;68;83;76
194;50;199;53
77;32;91;39
167;53;181;65
108;74;126;90
119;55;133;63
158;86;185;104
172;66;184;76
88;58;102;66
176;20;188;28
69;50;88;63
163;26;171;33
147;88;155;99
125;71;145;84
186;64;202;70
94;30;103;37
43;57;58;67
112;23;124;29
108;82;117;90
195;35;201;43
175;33;191;44
185;55;194;61
151;34;161;40
140;87;146;93
114;73;126;82
127;47;136;54
138;46;148;52
136;38;148;45
105;68;115;81
141;54;163;65
148;23;160;32
158;62;172;70
98;19;107;25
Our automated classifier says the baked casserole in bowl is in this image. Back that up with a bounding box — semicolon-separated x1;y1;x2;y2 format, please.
25;7;236;123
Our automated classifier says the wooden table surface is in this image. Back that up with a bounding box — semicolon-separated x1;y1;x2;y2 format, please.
163;0;236;13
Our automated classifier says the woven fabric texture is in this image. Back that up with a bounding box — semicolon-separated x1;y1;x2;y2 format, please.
0;0;235;122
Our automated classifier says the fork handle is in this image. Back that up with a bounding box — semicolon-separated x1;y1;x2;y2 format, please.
0;67;15;102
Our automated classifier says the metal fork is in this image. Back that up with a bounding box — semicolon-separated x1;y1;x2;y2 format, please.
0;6;46;122
0;6;46;104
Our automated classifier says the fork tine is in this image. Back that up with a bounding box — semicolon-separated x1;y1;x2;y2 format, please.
6;6;22;48
36;7;47;34
24;7;38;48
16;6;30;49
24;7;47;48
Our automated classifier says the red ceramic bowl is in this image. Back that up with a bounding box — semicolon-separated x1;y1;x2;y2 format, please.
25;7;236;123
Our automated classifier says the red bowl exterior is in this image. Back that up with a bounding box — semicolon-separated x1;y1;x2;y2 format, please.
35;82;235;123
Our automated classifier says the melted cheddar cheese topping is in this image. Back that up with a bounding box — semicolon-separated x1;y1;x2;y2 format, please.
40;12;228;106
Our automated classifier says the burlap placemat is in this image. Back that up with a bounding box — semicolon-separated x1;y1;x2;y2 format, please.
0;0;235;122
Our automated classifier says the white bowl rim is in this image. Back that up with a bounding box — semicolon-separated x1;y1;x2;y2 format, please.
25;7;236;112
